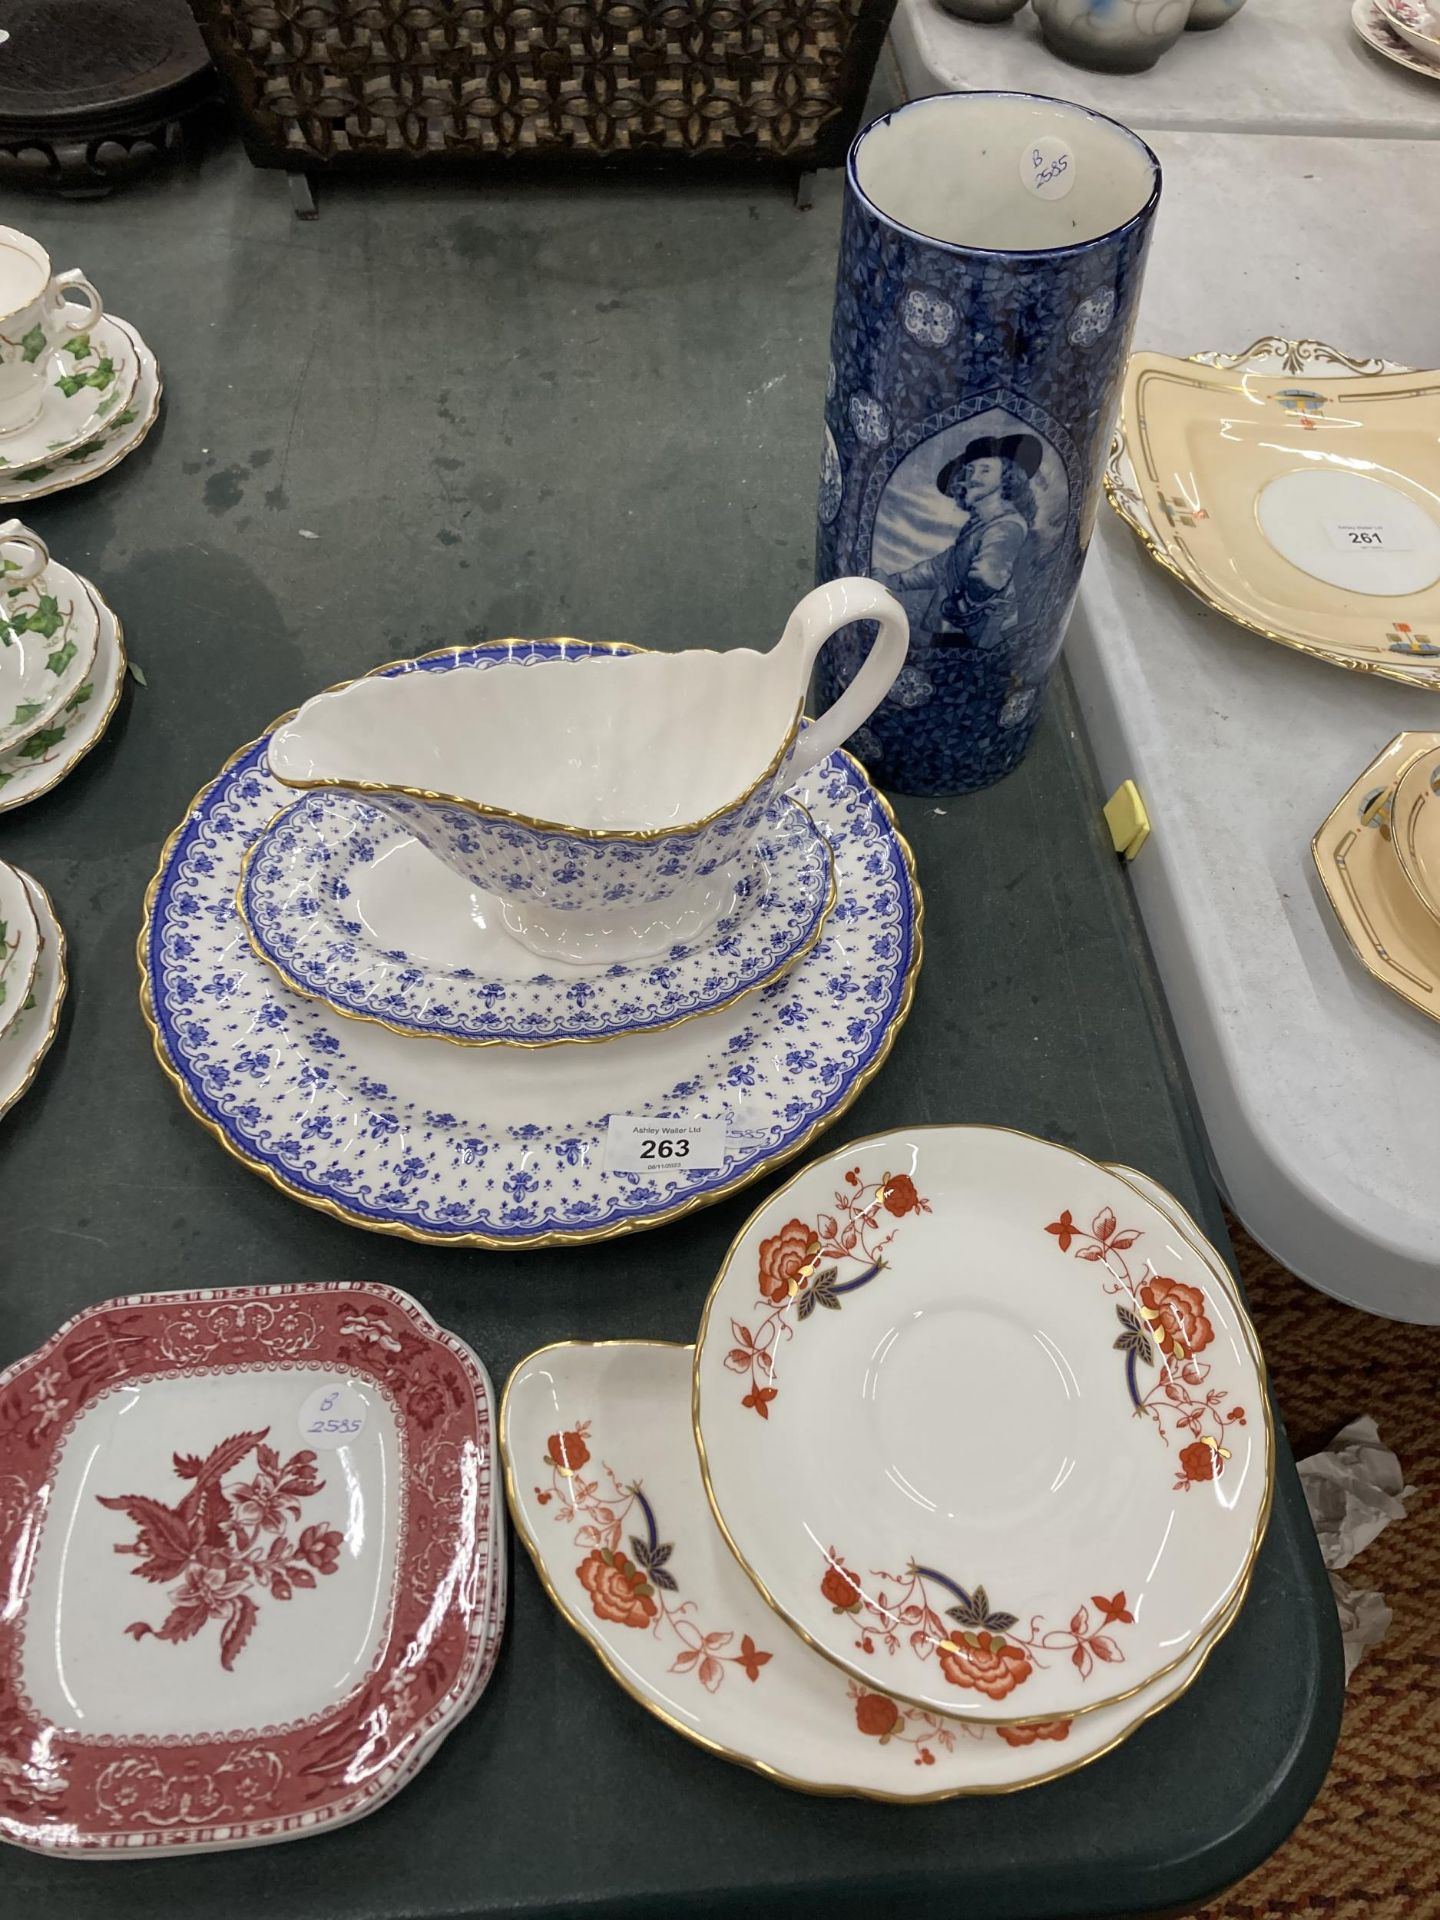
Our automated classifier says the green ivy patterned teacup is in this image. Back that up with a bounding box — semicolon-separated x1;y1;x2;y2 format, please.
0;226;103;436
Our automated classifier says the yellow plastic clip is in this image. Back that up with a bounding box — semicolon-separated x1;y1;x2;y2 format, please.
1103;780;1151;862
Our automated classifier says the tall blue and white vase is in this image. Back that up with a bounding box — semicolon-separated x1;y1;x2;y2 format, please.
815;92;1161;795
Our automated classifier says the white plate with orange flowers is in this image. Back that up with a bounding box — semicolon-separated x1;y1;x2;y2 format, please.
0;1281;502;1858
503;1322;1253;1800
692;1127;1271;1725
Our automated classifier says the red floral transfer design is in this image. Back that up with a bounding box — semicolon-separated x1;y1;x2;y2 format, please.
0;1283;495;1857
537;1425;772;1695
826;1551;1133;1705
98;1431;345;1672
1045;1204;1247;1490
727;1168;931;1418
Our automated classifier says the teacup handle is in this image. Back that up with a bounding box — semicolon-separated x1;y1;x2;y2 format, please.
0;518;48;585
779;576;909;781
51;269;103;334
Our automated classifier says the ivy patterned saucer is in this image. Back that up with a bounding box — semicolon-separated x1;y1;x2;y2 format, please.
1313;732;1440;1029
237;787;836;1048
0;315;160;507
139;641;921;1248
0;858;40;1045
0;870;66;1121
1353;0;1440;73
693;1126;1270;1724
0;545;100;755
0;576;125;813
0;312;138;474
503;1338;1250;1801
0;1280;502;1858
1105;339;1440;690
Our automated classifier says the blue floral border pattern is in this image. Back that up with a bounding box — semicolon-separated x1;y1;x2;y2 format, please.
145;642;919;1243
239;788;835;1048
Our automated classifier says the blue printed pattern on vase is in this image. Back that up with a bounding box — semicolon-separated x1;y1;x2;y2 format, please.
816;95;1159;795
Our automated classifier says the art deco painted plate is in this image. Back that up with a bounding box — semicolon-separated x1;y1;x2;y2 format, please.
1391;743;1440;926
503;1329;1252;1800
0;1281;501;1857
693;1126;1270;1724
236;787;836;1048
0;858;40;1045
1105;339;1440;689
1313;731;1440;1028
0;870;67;1122
0;577;125;813
139;642;920;1248
0;316;161;508
0;553;99;755
1353;0;1440;72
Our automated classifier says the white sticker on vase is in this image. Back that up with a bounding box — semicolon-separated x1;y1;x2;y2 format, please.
1255;469;1440;597
1020;137;1075;202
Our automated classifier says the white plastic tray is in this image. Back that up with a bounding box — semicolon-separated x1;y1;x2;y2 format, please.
891;0;1440;139
1056;129;1440;1321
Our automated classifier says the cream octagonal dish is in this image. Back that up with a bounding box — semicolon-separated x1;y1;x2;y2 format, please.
693;1126;1270;1724
1390;742;1440;929
267;581;907;964
0;1281;499;1858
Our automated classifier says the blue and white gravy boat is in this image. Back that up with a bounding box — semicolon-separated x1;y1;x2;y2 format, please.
266;580;906;963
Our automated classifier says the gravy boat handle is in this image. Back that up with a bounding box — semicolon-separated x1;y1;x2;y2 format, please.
780;577;909;781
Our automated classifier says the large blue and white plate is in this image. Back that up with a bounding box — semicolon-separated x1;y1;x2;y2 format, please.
139;641;922;1249
236;787;836;1048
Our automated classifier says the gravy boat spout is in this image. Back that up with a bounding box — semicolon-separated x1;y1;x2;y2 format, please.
267;578;908;962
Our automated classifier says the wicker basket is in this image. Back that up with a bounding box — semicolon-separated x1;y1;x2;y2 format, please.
188;0;896;174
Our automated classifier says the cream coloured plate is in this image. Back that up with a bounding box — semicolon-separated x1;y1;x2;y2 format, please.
693;1126;1270;1724
0;311;138;473
1392;744;1440;927
0;576;125;813
1106;340;1440;688
503;1331;1251;1801
1313;731;1440;1027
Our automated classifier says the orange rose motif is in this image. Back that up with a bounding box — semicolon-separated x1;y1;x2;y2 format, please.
1138;1276;1214;1360
757;1218;816;1305
855;1692;900;1738
1178;1439;1220;1485
546;1429;590;1475
996;1719;1071;1748
936;1631;1032;1701
881;1173;920;1218
576;1548;657;1629
821;1560;863;1612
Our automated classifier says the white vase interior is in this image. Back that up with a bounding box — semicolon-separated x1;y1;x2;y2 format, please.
268;648;800;832
853;93;1157;253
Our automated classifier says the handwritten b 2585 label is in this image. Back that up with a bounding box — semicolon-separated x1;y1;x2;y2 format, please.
605;1113;727;1172
1020;136;1075;201
1326;521;1413;553
297;1381;367;1448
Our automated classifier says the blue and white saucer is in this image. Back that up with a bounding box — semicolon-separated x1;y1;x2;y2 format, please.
236;789;836;1048
140;640;922;1249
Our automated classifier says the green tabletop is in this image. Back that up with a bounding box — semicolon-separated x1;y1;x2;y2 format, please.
0;141;1341;1918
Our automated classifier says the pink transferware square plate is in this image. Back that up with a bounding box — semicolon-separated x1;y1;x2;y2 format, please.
0;1281;499;1858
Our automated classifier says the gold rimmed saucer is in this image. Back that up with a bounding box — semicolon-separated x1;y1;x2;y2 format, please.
1391;743;1440;929
1106;339;1440;690
1313;731;1440;1025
